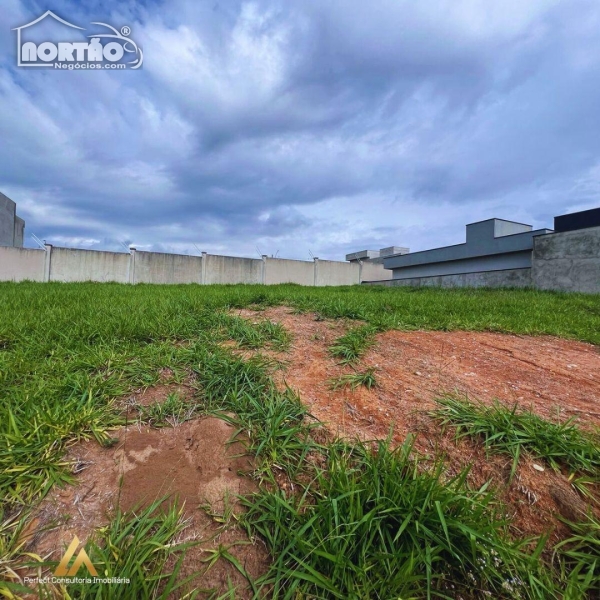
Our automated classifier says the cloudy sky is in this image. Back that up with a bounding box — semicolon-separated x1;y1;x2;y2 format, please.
2;0;600;259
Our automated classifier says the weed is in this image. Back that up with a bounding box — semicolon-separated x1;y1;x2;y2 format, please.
242;437;553;599
328;367;377;390
139;392;200;427
433;396;600;478
219;314;290;351
60;499;197;599
554;512;600;596
328;325;377;364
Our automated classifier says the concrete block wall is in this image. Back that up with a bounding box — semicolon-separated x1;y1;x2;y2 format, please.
0;247;45;281
0;246;380;286
133;251;203;284
264;257;315;285
50;247;129;283
533;226;600;293
360;261;393;282
316;259;360;286
204;254;262;284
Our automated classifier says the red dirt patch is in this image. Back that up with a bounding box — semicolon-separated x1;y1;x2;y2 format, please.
231;306;600;544
24;416;268;598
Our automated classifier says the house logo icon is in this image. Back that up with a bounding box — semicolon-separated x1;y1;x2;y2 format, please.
12;10;143;70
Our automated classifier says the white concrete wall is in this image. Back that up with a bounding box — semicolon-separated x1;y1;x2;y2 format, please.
134;251;202;284
265;257;315;285
316;260;359;286
360;262;392;282
204;254;262;284
533;227;600;293
50;247;129;283
0;246;45;281
0;246;387;287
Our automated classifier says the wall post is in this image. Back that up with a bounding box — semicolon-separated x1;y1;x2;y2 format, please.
313;257;319;286
261;255;268;284
128;247;136;284
201;252;207;284
43;243;52;282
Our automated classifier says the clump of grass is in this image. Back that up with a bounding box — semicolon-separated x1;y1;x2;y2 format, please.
220;315;290;351
242;437;551;599
328;367;377;390
554;512;600;596
328;325;377;364
139;392;200;427
59;499;196;599
195;350;318;478
433;396;600;478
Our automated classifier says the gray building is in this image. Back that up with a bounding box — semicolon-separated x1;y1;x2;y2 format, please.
383;218;553;280
346;246;409;265
0;192;25;248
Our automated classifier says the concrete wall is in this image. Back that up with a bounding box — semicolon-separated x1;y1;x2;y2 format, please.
533;227;600;293
0;246;45;281
360;261;392;282
391;251;532;280
0;193;16;247
204;254;262;284
265;257;315;285
13;217;25;248
50;247;129;283
366;267;532;289
316;259;360;286
134;251;202;284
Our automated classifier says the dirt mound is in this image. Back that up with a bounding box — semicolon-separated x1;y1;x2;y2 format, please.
25;415;268;597
232;306;600;544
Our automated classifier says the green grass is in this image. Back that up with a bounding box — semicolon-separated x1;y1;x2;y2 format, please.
433;396;600;478
242;436;558;599
61;499;196;599
138;392;201;427
0;282;599;597
329;325;377;364
328;367;378;390
217;314;291;351
554;512;600;596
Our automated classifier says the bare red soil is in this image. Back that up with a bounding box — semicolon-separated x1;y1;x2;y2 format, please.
233;307;600;543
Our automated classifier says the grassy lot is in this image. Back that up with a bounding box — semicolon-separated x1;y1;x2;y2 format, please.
1;282;599;598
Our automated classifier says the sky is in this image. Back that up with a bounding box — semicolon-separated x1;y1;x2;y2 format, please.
2;0;600;260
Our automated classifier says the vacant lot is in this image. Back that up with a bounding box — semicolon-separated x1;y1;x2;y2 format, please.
1;282;599;598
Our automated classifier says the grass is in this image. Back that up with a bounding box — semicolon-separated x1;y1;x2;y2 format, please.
554;513;600;596
138;392;200;427
218;314;291;351
433;396;600;478
0;282;599;597
329;325;377;364
241;436;556;599
61;500;196;599
328;367;378;390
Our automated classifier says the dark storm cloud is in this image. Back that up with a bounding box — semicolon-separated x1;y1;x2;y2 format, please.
2;0;600;258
